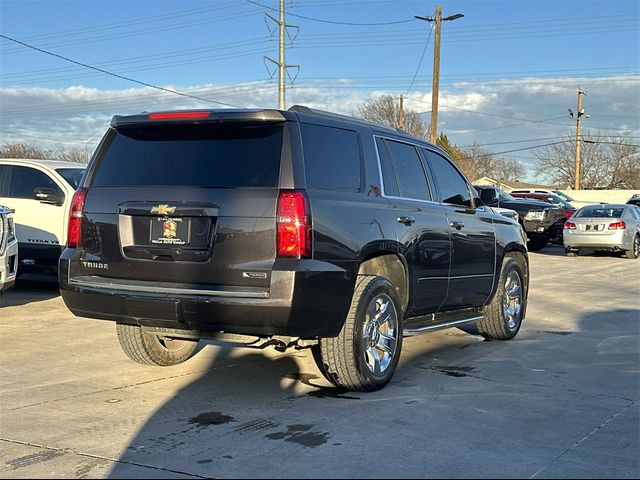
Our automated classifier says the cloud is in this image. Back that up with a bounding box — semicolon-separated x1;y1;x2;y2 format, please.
1;75;638;179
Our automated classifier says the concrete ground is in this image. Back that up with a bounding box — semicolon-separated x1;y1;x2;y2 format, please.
1;246;639;479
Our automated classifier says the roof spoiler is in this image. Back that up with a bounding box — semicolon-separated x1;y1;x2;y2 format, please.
111;109;287;128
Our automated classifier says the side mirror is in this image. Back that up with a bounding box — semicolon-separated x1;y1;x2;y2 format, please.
34;188;65;206
479;188;498;206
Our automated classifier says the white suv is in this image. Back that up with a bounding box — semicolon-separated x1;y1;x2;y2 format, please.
1;205;18;303
0;158;85;274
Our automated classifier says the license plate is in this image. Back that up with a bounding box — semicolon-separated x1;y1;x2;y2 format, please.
150;217;191;245
585;224;602;231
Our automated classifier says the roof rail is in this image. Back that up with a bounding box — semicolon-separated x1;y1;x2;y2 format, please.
287;104;404;135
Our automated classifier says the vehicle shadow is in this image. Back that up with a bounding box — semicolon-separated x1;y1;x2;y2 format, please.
2;273;60;307
105;306;639;478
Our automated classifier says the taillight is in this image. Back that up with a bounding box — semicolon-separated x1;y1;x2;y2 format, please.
67;188;88;248
564;221;577;229
565;210;576;220
608;221;626;230
148;111;210;121
277;191;311;258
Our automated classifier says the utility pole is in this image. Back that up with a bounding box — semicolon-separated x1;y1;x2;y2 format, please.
415;7;463;144
399;94;405;129
572;89;587;190
429;5;442;144
264;0;299;110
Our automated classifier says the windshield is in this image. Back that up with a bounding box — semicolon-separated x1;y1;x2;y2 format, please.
498;189;517;202
576;206;624;218
56;168;85;189
553;190;574;202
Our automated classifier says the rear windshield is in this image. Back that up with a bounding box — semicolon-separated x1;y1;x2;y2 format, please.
92;124;283;187
56;168;85;189
576;207;624;218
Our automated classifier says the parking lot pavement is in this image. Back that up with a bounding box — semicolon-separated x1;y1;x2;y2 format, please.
1;246;638;479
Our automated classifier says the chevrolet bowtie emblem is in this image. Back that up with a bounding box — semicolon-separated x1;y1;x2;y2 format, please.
151;204;176;215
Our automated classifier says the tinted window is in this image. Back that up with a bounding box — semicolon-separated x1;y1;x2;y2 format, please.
384;140;431;201
375;137;400;197
56;168;85;189
301;124;361;192
8;166;60;199
576;207;624;218
0;165;6;195
93;125;283;187
424;150;472;207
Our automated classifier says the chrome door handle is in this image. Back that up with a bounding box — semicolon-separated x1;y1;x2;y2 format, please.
397;216;415;226
450;221;465;230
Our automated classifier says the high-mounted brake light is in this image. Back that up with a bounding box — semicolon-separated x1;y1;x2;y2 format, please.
277;191;311;258
67;188;88;248
608;221;626;230
148;111;210;121
564;221;577;230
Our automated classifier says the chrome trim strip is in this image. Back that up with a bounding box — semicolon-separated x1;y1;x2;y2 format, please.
404;316;484;336
419;273;493;281
69;278;269;299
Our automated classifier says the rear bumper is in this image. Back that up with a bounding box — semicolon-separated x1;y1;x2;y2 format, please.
563;230;630;250
59;254;355;338
17;243;62;274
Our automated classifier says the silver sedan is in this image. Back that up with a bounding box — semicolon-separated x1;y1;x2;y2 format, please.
563;204;640;259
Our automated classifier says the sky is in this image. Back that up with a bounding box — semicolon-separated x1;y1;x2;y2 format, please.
1;0;639;181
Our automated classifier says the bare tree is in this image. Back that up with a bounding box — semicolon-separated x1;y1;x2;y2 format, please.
0;142;56;159
58;148;91;164
449;142;525;182
356;95;428;139
0;142;90;164
535;134;640;188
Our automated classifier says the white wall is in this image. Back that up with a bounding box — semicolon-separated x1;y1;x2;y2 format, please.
561;190;637;207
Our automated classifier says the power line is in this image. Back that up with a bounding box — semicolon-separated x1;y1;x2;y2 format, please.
406;28;433;95
245;0;415;25
0;34;242;108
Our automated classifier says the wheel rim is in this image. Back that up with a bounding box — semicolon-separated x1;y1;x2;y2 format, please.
502;270;523;331
156;336;192;352
361;293;399;377
634;236;639;258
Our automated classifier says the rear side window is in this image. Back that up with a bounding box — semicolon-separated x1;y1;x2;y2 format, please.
382;139;431;201
92;124;283;187
300;124;361;192
423;150;472;207
8;166;61;198
375;138;400;197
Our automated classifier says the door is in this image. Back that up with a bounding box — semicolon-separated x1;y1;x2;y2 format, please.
422;150;496;309
376;138;450;316
0;165;68;249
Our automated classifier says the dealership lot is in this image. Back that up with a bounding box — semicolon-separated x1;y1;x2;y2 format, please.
1;246;638;479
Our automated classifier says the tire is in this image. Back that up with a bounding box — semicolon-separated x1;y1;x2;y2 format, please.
527;236;548;252
315;275;403;392
116;323;198;366
626;235;639;260
476;255;527;340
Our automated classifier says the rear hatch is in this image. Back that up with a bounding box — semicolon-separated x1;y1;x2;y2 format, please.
72;112;287;292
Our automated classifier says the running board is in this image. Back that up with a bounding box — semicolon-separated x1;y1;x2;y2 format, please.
403;314;484;337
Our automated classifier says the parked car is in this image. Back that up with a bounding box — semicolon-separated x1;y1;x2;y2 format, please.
0;205;18;305
510;188;575;204
59;106;529;392
0;158;86;274
474;185;565;251
511;192;577;243
488;206;519;223
564;204;640;259
627;194;640;207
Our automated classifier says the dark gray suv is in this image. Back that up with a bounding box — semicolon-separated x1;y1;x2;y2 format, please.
59;106;529;391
